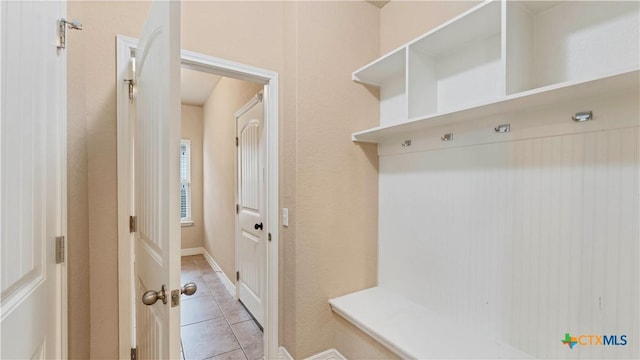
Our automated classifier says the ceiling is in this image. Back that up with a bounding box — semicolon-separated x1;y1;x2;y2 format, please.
181;67;222;106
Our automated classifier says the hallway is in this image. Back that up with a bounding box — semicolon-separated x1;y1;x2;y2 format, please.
180;255;263;360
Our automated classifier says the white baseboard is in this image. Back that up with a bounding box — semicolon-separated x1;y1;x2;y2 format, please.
181;247;236;297
201;248;236;297
305;349;347;360
279;347;347;360
279;346;294;360
181;247;205;256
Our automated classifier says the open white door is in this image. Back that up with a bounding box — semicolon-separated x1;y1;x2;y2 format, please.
1;1;67;359
236;93;265;326
133;1;181;359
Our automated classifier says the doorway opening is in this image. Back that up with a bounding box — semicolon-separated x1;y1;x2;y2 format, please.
178;68;266;358
116;35;279;360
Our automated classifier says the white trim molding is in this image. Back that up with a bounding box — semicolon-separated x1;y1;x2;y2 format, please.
58;2;69;358
279;347;294;360
201;249;236;297
278;347;347;360
180;247;236;297
117;35;279;360
180;247;204;257
304;349;347;360
116;34;138;360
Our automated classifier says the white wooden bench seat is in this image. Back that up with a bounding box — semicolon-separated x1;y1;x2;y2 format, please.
329;287;534;359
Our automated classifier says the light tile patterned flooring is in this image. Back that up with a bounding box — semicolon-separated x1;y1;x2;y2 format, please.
180;255;263;360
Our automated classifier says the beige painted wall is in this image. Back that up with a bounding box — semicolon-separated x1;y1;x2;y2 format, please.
67;2;150;358
292;2;380;357
202;78;262;282
281;2;298;352
181;104;204;250
67;19;90;357
64;1;475;358
380;0;479;54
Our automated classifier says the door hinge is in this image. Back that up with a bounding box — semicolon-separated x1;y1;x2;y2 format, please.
236;271;240;281
55;236;65;264
130;347;137;360
268;233;272;242
124;79;135;100
57;18;83;50
235;137;239;147
236;204;239;214
257;92;263;102
129;216;137;233
126;55;136;101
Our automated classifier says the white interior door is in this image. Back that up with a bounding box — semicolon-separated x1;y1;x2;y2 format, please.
133;1;181;359
1;1;66;359
236;93;265;326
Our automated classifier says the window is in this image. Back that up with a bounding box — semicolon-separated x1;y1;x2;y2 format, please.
180;140;192;225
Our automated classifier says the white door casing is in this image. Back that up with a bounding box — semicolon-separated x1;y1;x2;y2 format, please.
133;1;181;359
118;41;280;358
0;1;67;359
236;94;265;326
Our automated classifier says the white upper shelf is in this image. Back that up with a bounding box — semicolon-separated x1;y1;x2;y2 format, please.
352;69;639;143
352;0;639;142
410;0;500;57
352;48;405;86
352;0;501;87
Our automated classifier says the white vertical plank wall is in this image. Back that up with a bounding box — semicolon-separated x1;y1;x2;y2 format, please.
378;104;639;358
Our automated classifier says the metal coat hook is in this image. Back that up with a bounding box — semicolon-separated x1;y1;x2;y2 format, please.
494;124;510;133
441;133;453;141
572;111;593;122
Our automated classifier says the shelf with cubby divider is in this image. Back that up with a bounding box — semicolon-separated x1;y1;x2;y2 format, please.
352;0;640;144
352;69;639;143
407;0;502;118
352;48;405;86
353;48;408;124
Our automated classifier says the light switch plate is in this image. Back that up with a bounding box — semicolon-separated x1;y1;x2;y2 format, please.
282;208;289;227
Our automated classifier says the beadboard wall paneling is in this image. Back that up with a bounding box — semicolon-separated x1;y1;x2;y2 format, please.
378;126;639;359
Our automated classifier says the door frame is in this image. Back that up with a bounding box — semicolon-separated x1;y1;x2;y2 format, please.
116;35;280;359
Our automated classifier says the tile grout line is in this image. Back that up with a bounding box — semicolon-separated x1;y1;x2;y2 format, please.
180;313;226;328
228;320;250;360
202;348;247;360
210;269;249;359
182;255;261;360
183;254;248;360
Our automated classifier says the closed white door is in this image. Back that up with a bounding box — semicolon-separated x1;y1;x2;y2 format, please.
236;93;265;326
0;1;66;359
133;1;182;359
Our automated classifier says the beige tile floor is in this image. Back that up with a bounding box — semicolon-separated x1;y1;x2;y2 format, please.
180;255;263;360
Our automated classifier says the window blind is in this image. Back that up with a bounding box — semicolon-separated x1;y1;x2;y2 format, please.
180;140;191;221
